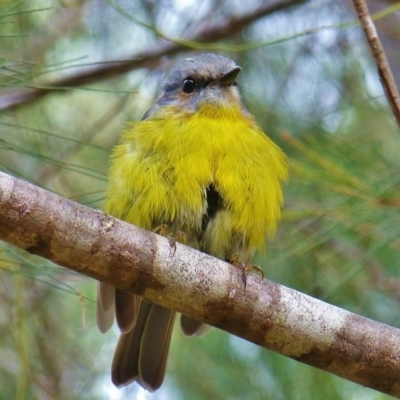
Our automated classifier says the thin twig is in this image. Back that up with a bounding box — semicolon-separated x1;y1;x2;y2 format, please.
352;0;400;130
0;0;305;112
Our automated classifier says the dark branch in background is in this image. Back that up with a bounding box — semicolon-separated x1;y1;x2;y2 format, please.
1;170;400;398
0;0;305;112
351;0;400;130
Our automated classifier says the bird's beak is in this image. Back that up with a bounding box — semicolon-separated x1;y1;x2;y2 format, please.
219;66;241;85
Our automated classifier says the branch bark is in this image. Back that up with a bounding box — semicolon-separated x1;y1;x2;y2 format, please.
352;0;400;130
0;0;305;112
0;170;400;397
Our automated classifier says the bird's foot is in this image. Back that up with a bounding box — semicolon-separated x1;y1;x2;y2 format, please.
154;225;187;255
230;253;264;288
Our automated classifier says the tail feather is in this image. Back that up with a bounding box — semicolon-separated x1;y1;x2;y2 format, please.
111;299;176;392
115;289;137;333
96;282;115;334
180;314;209;337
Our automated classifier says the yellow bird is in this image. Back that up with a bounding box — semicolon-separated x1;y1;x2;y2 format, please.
96;53;288;392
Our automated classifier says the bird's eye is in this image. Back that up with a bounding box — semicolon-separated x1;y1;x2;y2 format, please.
182;78;196;93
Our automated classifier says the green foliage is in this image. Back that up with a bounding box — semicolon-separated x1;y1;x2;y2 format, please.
0;0;399;399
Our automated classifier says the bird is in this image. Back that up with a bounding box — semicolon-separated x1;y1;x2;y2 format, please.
96;53;288;392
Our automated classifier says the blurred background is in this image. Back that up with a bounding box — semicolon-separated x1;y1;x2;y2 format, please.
1;0;400;399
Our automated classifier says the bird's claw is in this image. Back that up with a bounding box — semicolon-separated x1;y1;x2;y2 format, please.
230;253;264;288
154;225;187;255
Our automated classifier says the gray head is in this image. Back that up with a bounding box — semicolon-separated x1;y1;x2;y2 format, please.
143;53;246;119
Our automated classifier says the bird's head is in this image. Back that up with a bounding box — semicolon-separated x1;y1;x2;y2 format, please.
144;53;246;119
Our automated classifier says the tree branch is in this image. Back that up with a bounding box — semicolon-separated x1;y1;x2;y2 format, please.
0;170;400;397
352;0;400;130
0;0;305;112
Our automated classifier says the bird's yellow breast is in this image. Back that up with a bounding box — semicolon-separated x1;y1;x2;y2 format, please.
105;104;287;258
